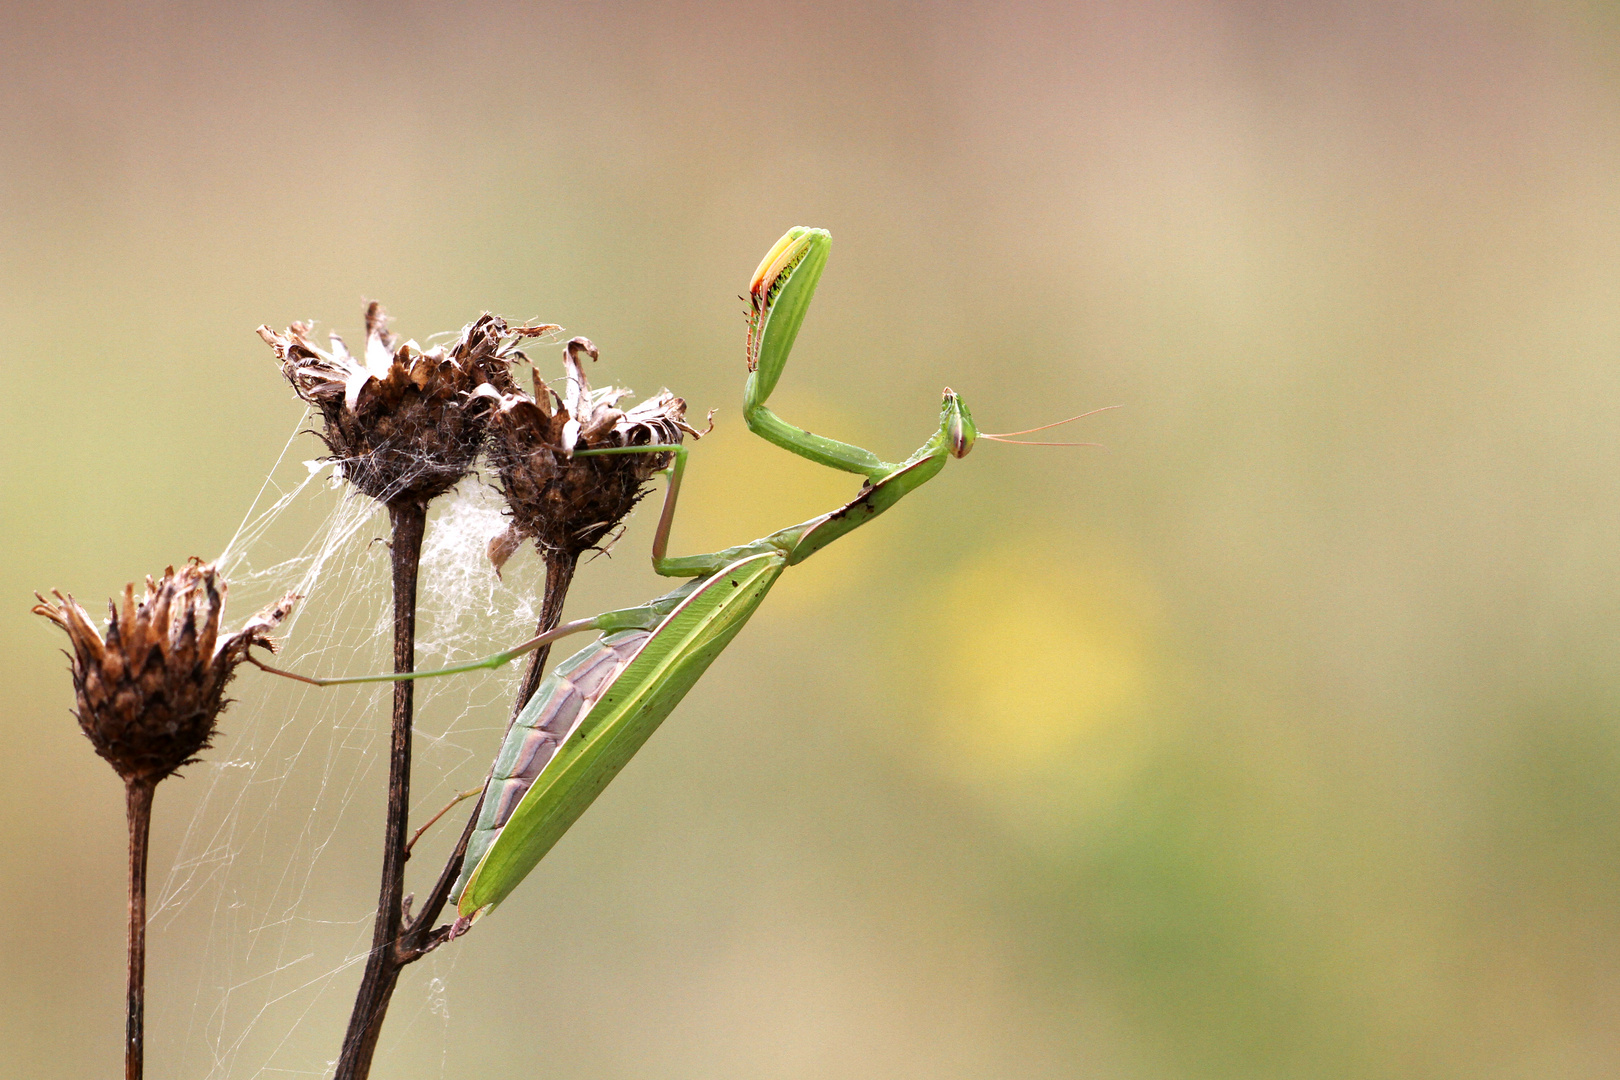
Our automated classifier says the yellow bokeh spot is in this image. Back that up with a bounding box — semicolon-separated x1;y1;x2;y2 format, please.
917;539;1162;840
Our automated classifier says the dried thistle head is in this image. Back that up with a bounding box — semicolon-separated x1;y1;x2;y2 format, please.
33;562;295;785
258;303;558;505
478;336;709;570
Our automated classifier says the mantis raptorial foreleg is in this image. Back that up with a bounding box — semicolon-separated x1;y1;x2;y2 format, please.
742;231;889;480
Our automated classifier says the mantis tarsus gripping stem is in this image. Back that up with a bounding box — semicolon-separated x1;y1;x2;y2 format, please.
406;787;484;855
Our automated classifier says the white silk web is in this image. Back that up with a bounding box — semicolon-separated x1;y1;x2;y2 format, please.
151;413;547;1078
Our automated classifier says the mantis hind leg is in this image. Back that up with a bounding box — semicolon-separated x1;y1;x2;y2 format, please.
250;614;608;687
250;598;680;688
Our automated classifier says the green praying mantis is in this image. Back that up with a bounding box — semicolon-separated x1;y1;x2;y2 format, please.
258;226;1106;925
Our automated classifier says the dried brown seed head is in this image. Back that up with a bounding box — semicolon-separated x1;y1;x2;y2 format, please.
258;303;559;505
33;562;295;785
481;336;709;566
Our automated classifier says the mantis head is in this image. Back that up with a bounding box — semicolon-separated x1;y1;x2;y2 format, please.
942;388;978;458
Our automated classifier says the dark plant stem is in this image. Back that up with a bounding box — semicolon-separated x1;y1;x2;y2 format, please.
334;522;579;1079
399;551;579;949
125;778;154;1080
509;553;578;719
333;498;426;1080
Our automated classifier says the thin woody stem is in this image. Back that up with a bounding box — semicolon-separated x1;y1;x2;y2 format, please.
332;531;584;1073
125;778;154;1080
333;498;426;1080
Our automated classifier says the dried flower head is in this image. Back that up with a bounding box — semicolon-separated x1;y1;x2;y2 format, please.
33;562;295;785
259;303;558;504
478;336;709;570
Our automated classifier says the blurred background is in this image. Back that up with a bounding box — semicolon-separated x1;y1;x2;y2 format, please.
7;1;1620;1076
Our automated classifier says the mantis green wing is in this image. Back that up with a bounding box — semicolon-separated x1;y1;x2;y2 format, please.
455;550;788;919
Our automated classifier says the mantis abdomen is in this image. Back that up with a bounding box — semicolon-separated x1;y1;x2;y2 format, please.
454;552;788;917
458;629;653;895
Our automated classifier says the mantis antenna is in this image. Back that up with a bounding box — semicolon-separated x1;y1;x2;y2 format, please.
980;403;1121;446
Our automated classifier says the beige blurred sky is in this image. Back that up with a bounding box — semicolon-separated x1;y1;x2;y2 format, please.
8;2;1620;1077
